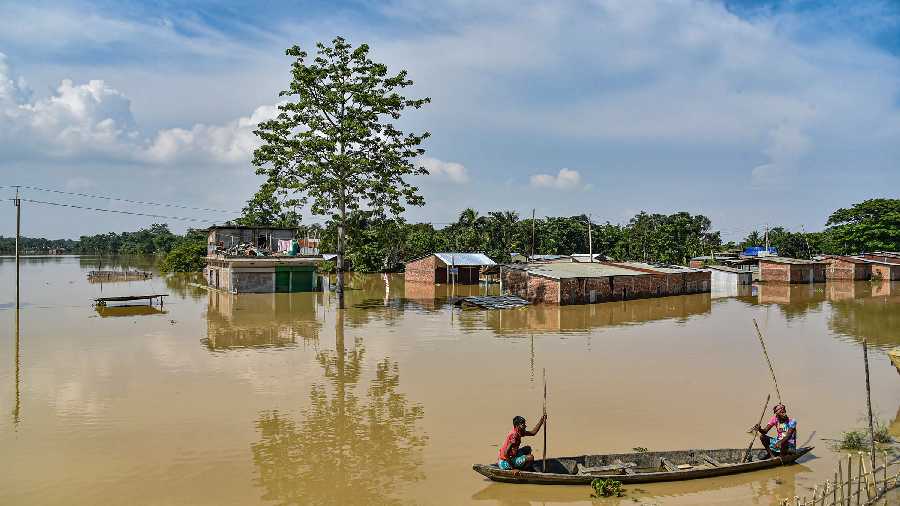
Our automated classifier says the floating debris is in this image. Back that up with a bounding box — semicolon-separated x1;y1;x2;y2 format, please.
454;295;530;309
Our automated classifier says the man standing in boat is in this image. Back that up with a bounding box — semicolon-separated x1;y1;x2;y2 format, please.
498;414;547;470
753;403;797;458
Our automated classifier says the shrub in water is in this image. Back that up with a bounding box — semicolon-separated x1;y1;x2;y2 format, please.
591;478;624;498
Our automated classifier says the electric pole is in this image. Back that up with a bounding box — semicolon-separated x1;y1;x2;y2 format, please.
14;187;21;303
530;208;535;261
588;213;593;262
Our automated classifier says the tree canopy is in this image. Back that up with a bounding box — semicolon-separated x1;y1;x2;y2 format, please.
252;36;430;305
825;198;900;254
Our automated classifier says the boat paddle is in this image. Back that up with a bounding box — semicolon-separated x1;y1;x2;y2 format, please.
542;368;548;472
753;318;782;404
743;393;770;462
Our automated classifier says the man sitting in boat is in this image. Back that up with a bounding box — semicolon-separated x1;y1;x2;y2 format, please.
753;403;797;458
498;414;547;470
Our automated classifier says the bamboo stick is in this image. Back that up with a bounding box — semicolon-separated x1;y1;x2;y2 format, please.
855;454;862;506
542;368;547;473
862;341;877;477
753;318;782;404
859;452;872;501
811;486;817;506
839;459;845;505
833;475;838;506
744;394;771;462
847;454;853;506
883;451;888;496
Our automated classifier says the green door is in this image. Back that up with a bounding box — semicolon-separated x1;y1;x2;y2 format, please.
275;270;291;292
290;270;312;292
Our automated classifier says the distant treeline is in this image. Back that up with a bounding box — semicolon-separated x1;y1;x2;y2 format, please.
315;198;900;272
3;198;897;274
0;224;205;257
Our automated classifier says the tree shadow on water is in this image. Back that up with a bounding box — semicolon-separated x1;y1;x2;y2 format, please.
251;311;427;505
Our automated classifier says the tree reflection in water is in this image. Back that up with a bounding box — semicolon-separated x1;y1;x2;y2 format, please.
251;310;427;505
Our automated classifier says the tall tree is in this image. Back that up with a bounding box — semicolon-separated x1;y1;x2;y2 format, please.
252;36;430;307
826;198;900;254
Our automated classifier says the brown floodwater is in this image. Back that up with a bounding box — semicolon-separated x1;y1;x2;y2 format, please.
1;256;899;505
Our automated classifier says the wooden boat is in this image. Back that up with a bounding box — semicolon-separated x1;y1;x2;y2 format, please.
472;447;813;485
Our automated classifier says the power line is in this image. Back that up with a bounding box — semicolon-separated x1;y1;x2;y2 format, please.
16;198;224;223
0;185;241;214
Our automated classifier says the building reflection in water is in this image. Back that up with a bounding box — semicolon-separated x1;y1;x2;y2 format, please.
204;291;322;350
468;292;712;335
250;311;427;504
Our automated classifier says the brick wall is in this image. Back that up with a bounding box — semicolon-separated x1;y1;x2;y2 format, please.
760;261;791;282
404;255;439;283
871;263;900;281
824;259;871;280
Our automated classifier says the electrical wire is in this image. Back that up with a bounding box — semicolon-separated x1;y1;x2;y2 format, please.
0;184;240;214
16;198;223;223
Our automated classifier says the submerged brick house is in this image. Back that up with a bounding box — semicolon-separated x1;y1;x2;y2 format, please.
758;257;826;283
404;253;496;285
501;261;710;305
821;255;871;280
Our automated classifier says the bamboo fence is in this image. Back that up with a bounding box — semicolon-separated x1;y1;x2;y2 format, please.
781;452;899;506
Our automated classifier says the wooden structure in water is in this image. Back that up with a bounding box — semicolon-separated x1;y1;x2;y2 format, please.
473;447;813;485
87;270;152;283
94;294;168;307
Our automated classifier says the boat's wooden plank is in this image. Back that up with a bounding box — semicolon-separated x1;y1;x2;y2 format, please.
613;459;637;475
699;454;721;467
577;461;636;475
660;457;678;472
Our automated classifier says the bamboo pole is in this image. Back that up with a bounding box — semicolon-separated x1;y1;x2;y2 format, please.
846;454;853;506
744;394;771;462
833;475;838;506
542;368;547;473
859;452;875;500
753;319;782;404
839;459;845;505
855;453;862;506
862;341;877;477
883;451;888;496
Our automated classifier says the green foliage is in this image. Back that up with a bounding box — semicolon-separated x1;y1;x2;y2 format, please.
235;181;301;227
0;235;77;253
591;478;625;498
160;239;207;273
632;447;648;453
77;223;182;256
252;36;430;281
826;198;900;254
836;430;868;451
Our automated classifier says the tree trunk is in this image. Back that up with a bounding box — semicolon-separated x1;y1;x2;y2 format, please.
337;207;346;309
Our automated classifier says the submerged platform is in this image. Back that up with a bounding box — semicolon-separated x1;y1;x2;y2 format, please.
94;294;168;307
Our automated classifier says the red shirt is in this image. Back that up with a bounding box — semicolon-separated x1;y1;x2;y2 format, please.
498;428;522;461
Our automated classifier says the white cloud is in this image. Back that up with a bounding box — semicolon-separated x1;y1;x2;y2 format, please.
418;156;470;183
751;125;812;187
530;168;582;190
143;104;279;163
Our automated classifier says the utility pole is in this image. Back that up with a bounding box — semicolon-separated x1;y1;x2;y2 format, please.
14;187;21;302
530;209;535;261
587;213;593;263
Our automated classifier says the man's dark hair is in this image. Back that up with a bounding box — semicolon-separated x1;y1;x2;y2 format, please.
513;416;526;426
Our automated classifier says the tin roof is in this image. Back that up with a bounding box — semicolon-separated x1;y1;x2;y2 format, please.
433;252;496;266
613;261;704;274
509;262;647;280
707;265;753;274
757;256;826;265
820;255;871;265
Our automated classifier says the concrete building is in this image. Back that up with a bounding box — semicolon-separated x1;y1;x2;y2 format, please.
688;255;737;268
708;265;753;292
758;257;826;284
404;253;496;285
501;261;709;305
821;255;871;280
204;226;323;293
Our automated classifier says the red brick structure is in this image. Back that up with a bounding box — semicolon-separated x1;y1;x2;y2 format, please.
758;257;826;283
821;255;871;280
868;261;900;281
501;262;710;305
403;253;495;285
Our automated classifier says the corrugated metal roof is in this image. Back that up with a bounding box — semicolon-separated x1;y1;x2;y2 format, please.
758;256;826;265
434;252;496;266
615;261;703;274
511;262;647;280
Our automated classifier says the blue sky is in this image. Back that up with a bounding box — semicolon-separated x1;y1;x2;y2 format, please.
1;0;898;240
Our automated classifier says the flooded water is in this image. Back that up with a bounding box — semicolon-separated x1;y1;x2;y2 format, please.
2;256;899;505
